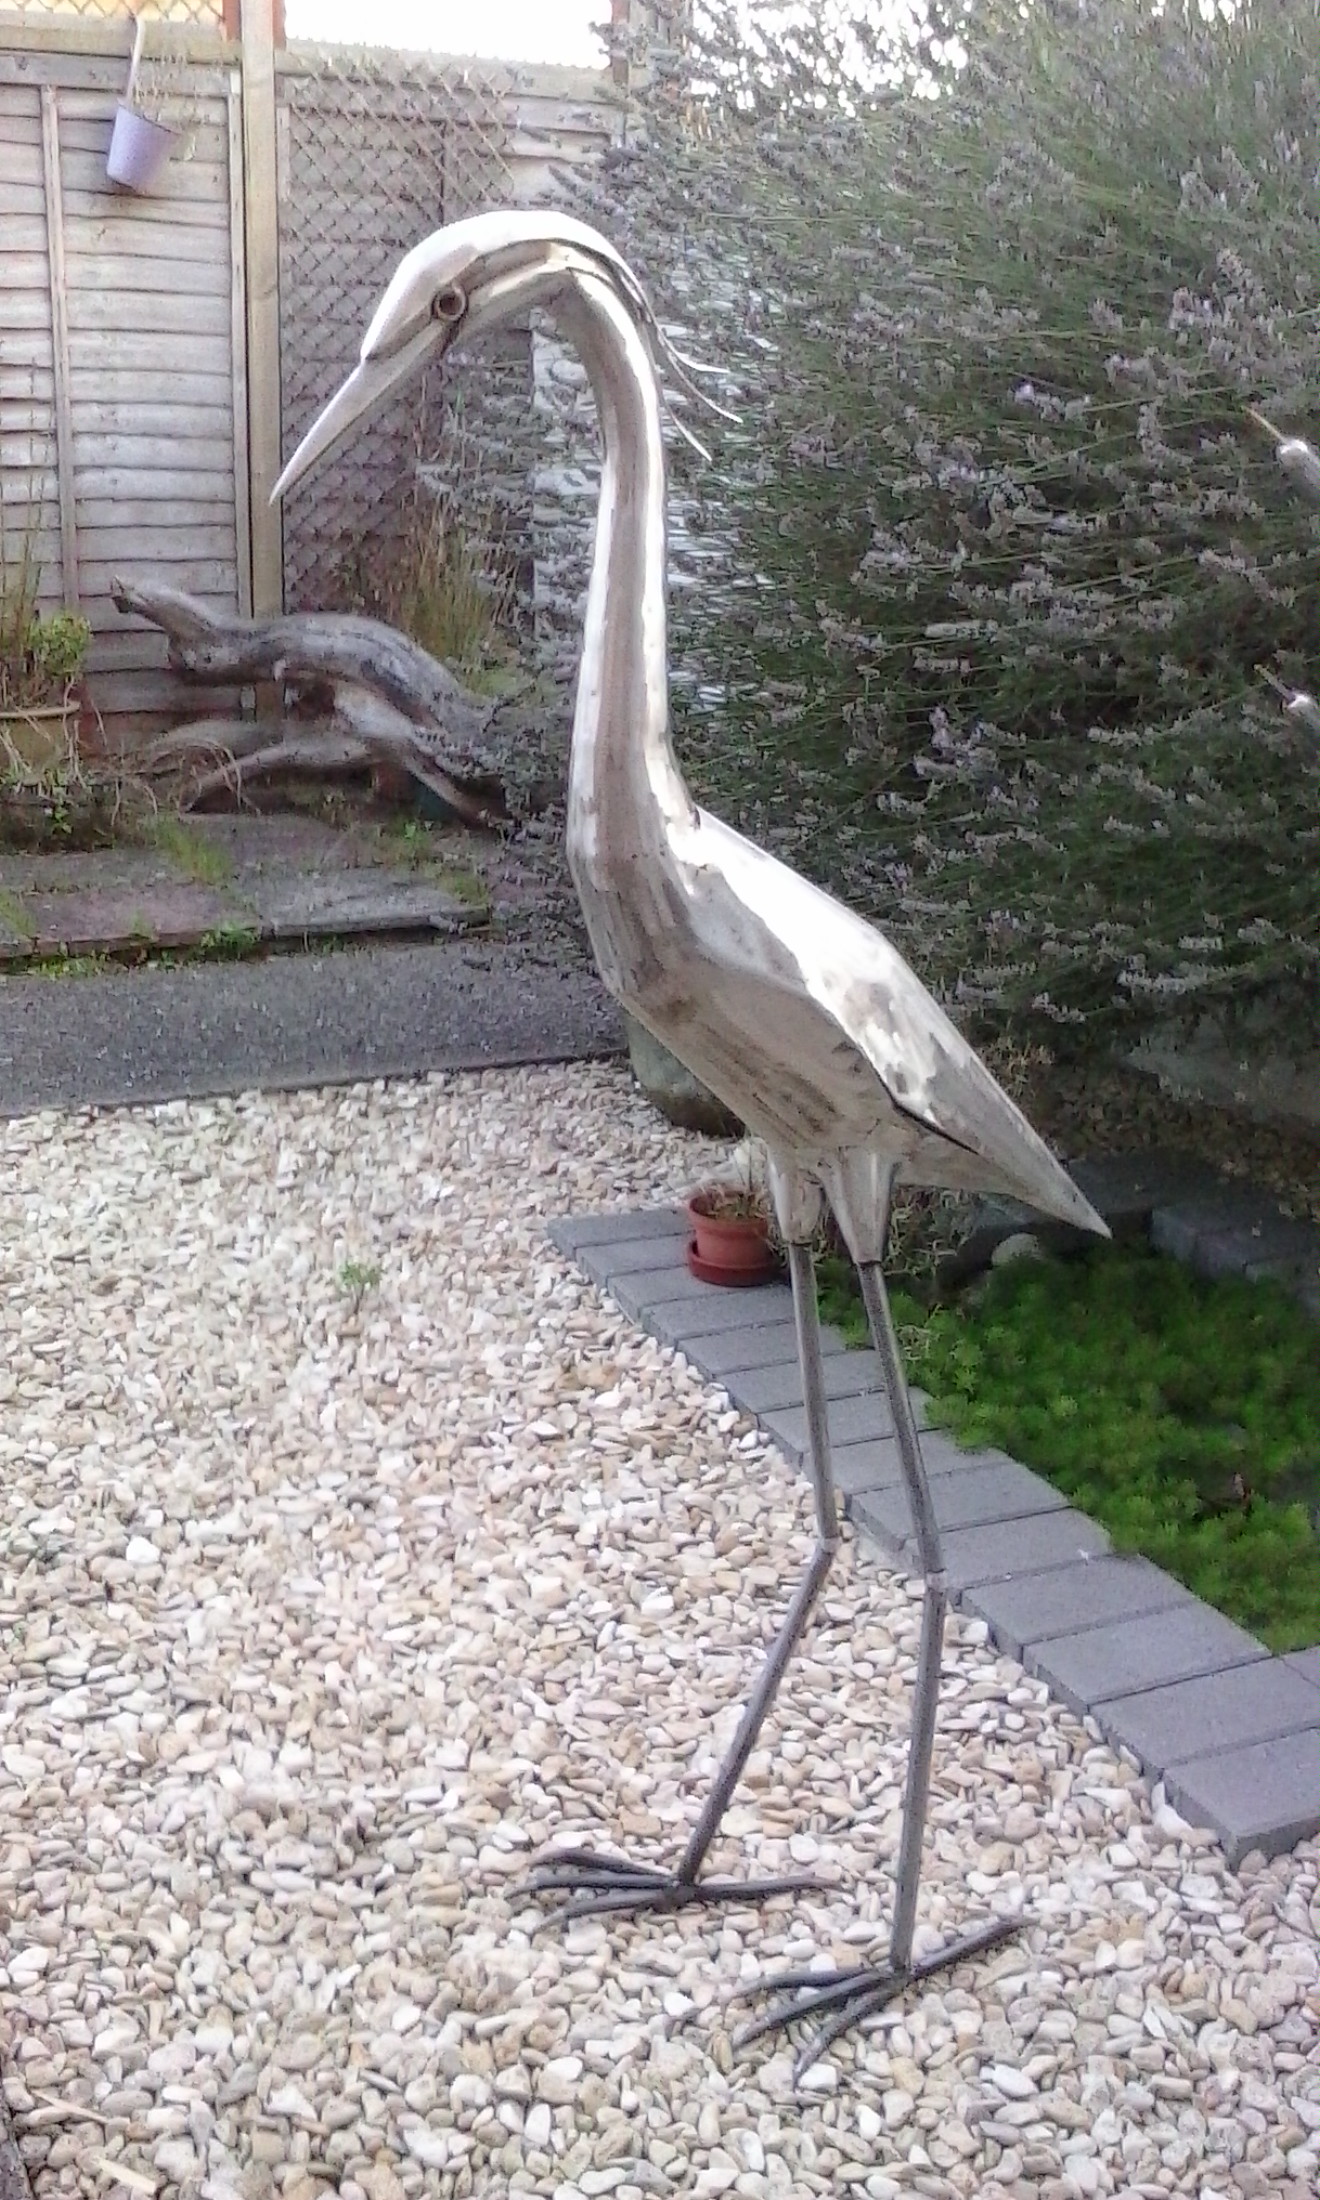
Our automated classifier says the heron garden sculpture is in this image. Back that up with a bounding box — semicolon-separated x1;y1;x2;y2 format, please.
274;211;1108;2066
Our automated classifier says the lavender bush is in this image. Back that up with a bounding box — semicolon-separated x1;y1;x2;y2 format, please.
582;0;1319;1055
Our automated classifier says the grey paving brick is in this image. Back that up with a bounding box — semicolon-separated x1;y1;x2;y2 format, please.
601;1261;743;1324
1068;1151;1226;1232
1026;1605;1268;1720
1095;1660;1320;1773
1284;1647;1320;1689
959;1555;1194;1661
761;1388;899;1464
594;1231;701;1278
1164;1728;1320;1866
720;1349;888;1417
647;1283;797;1347
1193;1219;1318;1287
831;1428;992;1505
548;1208;685;1255
852;1457;1067;1557
939;1509;1111;1592
1150;1191;1311;1280
678;1320;847;1377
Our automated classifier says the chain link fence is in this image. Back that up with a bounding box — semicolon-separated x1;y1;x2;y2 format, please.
275;45;525;621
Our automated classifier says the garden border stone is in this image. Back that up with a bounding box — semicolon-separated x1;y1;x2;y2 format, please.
548;1170;1320;1866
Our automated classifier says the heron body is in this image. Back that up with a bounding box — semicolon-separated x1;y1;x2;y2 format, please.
275;210;1107;2070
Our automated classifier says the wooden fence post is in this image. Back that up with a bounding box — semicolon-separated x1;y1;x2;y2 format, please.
240;0;283;618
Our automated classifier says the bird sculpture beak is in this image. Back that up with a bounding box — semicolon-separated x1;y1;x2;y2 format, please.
271;320;441;503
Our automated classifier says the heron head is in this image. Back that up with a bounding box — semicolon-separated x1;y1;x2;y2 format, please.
272;210;734;502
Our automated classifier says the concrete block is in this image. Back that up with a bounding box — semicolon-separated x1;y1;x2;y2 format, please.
1283;1646;1320;1689
1026;1604;1267;1720
1068;1151;1226;1232
595;1231;699;1278
1095;1659;1320;1772
604;1260;746;1324
1164;1728;1320;1866
938;1509;1111;1592
833;1428;1000;1504
721;1349;887;1417
852;1457;1067;1557
959;1555;1193;1662
679;1320;847;1377
761;1387;898;1464
646;1283;796;1347
547;1207;685;1256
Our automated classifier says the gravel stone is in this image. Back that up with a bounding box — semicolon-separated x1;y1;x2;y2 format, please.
0;1062;1316;2200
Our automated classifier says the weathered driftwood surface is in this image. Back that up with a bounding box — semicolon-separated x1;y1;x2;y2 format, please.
143;690;504;829
113;577;527;826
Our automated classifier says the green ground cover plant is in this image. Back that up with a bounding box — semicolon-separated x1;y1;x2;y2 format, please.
819;1245;1320;1652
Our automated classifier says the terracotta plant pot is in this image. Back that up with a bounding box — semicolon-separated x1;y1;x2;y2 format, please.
685;1186;779;1287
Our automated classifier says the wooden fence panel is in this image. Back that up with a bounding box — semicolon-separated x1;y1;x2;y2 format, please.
2;16;621;753
0;44;250;743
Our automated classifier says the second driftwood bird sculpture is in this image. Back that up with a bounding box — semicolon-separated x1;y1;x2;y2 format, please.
274;211;1107;2068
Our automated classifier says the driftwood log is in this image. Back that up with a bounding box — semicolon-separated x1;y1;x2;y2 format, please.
113;577;531;826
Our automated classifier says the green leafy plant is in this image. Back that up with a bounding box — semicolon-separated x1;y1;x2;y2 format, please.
821;1243;1320;1651
1;599;91;717
337;1259;382;1317
197;921;260;961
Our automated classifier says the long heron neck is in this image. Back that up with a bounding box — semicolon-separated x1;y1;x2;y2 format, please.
561;277;692;848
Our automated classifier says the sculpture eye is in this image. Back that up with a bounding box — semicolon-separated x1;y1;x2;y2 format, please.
432;284;467;324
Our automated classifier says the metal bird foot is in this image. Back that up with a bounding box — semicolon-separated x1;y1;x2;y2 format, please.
522;1845;822;1926
735;1914;1021;2083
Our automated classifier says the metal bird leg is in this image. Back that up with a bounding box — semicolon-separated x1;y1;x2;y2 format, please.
522;1238;842;1923
736;1254;1017;2077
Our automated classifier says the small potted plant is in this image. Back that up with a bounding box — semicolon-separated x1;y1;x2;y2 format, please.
685;1138;781;1286
0;560;91;781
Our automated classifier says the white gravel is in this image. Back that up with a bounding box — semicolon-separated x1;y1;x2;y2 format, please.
1;1064;1316;2200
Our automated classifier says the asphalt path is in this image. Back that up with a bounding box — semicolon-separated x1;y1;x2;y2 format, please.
0;938;624;1117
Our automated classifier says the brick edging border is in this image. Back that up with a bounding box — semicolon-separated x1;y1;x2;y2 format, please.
549;1189;1319;1867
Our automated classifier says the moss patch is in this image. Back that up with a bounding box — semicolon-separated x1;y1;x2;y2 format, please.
819;1246;1320;1654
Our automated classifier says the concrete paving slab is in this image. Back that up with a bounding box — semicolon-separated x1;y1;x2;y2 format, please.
589;1259;720;1321
3;882;239;959
584;1228;702;1278
1027;1604;1268;1720
852;1457;1068;1556
644;1285;798;1347
1067;1150;1227;1230
961;1555;1196;1662
1283;1647;1320;1689
1194;1220;1318;1287
1164;1728;1320;1866
247;874;483;939
720;1349;887;1416
546;1208;685;1257
1095;1660;1320;1772
680;1319;848;1375
760;1388;900;1463
828;1428;999;1505
939;1509;1111;1591
1150;1194;1316;1286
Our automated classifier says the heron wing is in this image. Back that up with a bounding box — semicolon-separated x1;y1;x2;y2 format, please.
671;809;1102;1231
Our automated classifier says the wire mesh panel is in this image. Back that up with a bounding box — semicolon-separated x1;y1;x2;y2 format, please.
276;44;518;616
